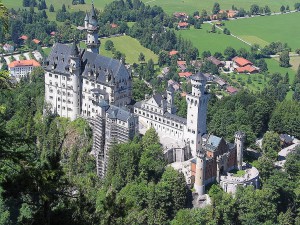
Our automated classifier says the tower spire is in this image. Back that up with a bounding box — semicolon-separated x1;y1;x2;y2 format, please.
86;1;100;54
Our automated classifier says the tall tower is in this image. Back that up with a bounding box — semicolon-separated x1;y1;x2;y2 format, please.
184;72;209;157
86;3;100;54
235;131;245;170
194;138;206;196
68;41;81;120
166;84;175;114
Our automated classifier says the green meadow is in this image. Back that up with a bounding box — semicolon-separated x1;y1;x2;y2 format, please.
176;24;250;54
224;13;300;50
142;0;300;15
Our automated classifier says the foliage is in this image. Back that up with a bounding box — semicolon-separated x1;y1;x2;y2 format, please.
279;51;290;68
261;131;281;160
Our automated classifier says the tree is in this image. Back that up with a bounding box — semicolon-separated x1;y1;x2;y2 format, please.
257;58;268;72
293;83;300;101
138;52;145;62
104;40;114;51
280;5;286;13
224;47;237;60
0;0;8;32
202;50;211;58
279;51;290;67
264;5;271;15
158;51;168;67
62;4;66;12
250;4;260;15
262;131;280;160
211;24;216;33
212;2;220;14
49;4;54;12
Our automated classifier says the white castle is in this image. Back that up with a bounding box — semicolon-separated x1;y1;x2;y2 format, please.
44;3;259;194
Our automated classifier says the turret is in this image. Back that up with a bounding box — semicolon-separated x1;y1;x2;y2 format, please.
191;72;206;97
84;12;89;29
69;41;80;73
166;84;175;114
194;137;206;196
86;3;100;54
235;131;245;170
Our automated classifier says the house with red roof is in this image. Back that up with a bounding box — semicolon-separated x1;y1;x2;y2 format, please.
178;72;192;78
177;22;189;29
177;60;187;72
226;86;238;95
232;57;253;67
32;39;41;45
8;59;40;81
111;23;118;28
169;50;179;56
50;31;56;36
173;12;188;20
19;35;28;40
235;65;259;74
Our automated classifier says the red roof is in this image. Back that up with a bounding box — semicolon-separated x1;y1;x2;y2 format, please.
50;31;56;36
32;39;41;44
111;23;118;28
233;57;253;67
236;65;258;73
19;35;28;40
178;22;189;27
226;86;238;94
169;50;178;56
179;72;192;78
177;60;186;66
8;59;40;68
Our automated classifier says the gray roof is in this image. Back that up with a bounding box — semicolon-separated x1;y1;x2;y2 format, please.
89;4;98;26
153;93;163;106
164;112;187;124
90;88;107;95
191;72;206;82
45;43;130;84
70;41;79;56
84;12;89;21
167;84;175;92
81;50;129;84
205;135;222;151
106;105;132;122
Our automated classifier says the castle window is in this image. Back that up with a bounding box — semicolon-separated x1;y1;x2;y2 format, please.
62;76;65;80
67;77;71;81
49;96;53;99
55;75;58;78
58;105;60;108
49;73;52;77
86;81;89;84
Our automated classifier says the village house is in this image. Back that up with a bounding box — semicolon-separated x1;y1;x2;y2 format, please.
233;57;259;74
178;72;192;78
177;60;187;71
177;22;189;29
110;23;118;28
169;50;179;57
3;43;14;53
215;78;227;88
173;12;188;20
168;79;180;91
280;134;294;147
226;86;238;95
8;59;40;81
162;67;170;76
207;56;225;67
32;39;41;45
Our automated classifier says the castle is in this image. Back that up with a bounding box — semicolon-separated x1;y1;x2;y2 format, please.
44;3;259;194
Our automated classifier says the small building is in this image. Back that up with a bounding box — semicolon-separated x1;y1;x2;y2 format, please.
173;12;188;20
203;73;213;82
233;57;253;67
3;43;14;53
190;60;202;69
226;86;238;95
178;22;189;29
32;39;41;45
179;72;192;78
162;67;170;76
168;79;180;91
8;59;40;81
111;23;118;28
215;78;227;87
235;65;259;74
169;50;179;57
207;56;224;67
177;60;187;72
19;35;28;41
50;31;56;36
280;134;294;147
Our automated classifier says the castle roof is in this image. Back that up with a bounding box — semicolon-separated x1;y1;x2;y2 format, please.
45;43;130;84
88;3;98;27
70;41;79;56
204;135;222;151
106;105;132;122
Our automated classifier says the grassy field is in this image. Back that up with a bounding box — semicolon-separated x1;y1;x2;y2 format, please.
142;0;300;15
224;13;300;50
176;24;250;54
44;35;158;65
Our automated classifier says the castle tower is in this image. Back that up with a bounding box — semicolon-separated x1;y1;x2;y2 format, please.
86;3;100;54
235;131;245;170
68;41;81;120
194;138;206;196
84;12;89;29
166;84;175;114
184;72;209;157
